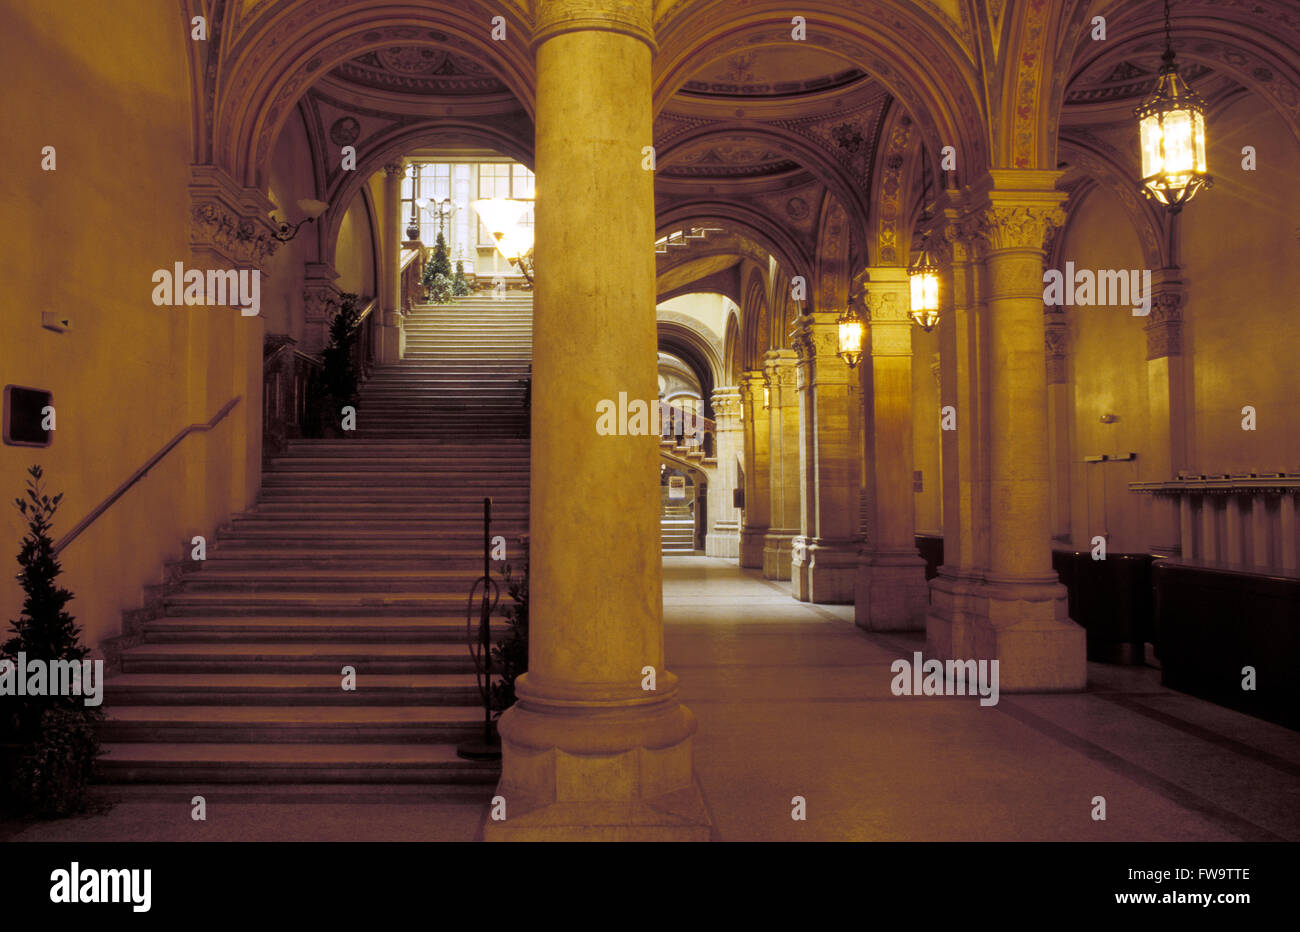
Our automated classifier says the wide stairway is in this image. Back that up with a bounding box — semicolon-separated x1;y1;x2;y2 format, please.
97;291;532;793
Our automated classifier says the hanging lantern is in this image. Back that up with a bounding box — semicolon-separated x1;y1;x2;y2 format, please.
908;146;941;333
908;236;941;333
1135;0;1211;212
837;307;865;369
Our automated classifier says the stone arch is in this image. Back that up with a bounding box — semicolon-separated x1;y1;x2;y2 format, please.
656;203;811;284
1057;133;1166;269
740;264;771;369
658;314;724;419
652;2;989;180
657;123;872;249
814;192;853;314
723;310;742;385
1042;0;1300;170
320;122;534;268
212;1;536;189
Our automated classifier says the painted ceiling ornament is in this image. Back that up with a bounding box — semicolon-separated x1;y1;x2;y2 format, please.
329;116;361;147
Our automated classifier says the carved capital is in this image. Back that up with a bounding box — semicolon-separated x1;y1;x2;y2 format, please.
535;0;654;49
710;388;743;424
974;204;1067;253
190;200;280;268
1145;290;1184;359
383;162;407;179
303;283;340;323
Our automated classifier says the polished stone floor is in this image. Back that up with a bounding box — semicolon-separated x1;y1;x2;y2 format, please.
4;556;1297;841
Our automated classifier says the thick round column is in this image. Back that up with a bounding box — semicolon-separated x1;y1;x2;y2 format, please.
973;178;1084;690
488;0;709;841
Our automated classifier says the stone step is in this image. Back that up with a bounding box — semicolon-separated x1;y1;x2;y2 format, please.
94;742;499;784
118;642;478;675
159;593;495;616
104;673;481;705
101;705;489;744
170;571;502;594
140;615;495;643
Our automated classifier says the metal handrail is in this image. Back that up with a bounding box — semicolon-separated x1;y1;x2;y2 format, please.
52;396;242;556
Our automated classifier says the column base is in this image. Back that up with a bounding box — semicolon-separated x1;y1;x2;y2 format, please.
485;672;712;842
928;571;1086;691
791;537;858;603
762;530;797;580
855;550;929;630
705;525;740;559
739;526;767;568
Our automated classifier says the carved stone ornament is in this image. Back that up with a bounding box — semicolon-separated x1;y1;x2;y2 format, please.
975;204;1067;253
1145;290;1184;360
191;201;280;268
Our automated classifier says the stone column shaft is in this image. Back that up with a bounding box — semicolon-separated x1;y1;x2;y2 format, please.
381;162;405;363
738;371;770;567
855;267;928;629
1144;273;1187;558
489;0;708;840
967;173;1084;690
790;312;860;603
705;387;742;558
763;350;800;579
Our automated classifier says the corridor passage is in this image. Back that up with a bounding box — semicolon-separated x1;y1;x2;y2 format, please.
665;558;1300;842
6;557;1298;842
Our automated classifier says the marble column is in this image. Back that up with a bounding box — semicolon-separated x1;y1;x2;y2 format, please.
763;350;800;580
487;0;709;841
380;162;406;364
1143;271;1187;558
855;267;928;628
706;387;742;558
967;172;1085;691
738;371;770;567
790;312;861;603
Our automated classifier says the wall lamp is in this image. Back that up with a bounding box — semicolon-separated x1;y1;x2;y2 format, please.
271;198;329;242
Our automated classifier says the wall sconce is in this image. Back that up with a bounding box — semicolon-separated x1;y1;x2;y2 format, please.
1099;413;1118;424
271;199;329;242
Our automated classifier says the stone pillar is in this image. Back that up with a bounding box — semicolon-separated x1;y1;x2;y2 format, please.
706;387;742;558
790;312;861;603
1143;271;1187;558
967;173;1085;691
1045;307;1071;543
300;262;340;357
763;350;800;580
488;0;709;841
926;201;990;659
854;267;928;628
738;371;770;567
380;162;406;364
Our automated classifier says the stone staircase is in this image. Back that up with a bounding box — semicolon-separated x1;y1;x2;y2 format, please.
97;291;532;792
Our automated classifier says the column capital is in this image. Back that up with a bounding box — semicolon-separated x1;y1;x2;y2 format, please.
1145;273;1184;360
710;387;743;425
188;165;281;270
383;162;406;179
965;170;1068;255
534;0;655;51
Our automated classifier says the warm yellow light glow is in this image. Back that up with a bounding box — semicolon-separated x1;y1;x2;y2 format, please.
908;242;941;332
1135;52;1212;211
836;309;865;369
